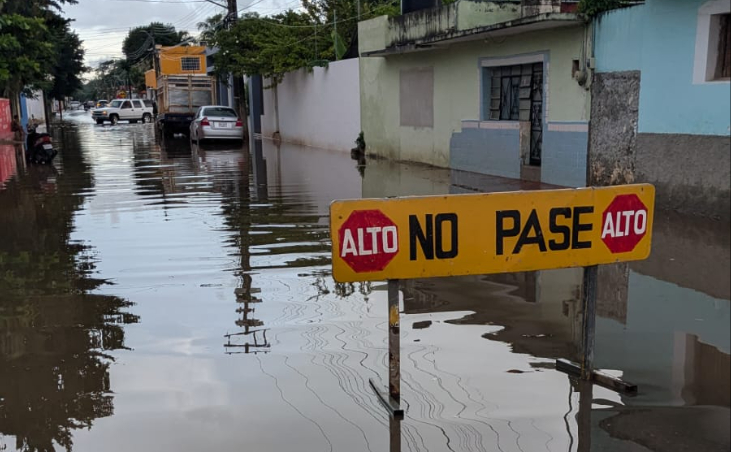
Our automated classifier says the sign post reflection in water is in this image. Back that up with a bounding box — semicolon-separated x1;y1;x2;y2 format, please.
330;184;655;421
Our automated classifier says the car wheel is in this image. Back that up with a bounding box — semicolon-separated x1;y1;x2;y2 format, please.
142;113;151;124
110;115;119;125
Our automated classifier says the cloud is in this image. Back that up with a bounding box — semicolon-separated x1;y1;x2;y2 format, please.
63;0;296;68
66;0;221;67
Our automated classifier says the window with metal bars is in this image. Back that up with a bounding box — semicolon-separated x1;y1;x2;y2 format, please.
180;57;201;72
486;63;539;121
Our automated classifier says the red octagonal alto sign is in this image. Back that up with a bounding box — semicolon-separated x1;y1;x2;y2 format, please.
338;210;399;273
601;194;649;253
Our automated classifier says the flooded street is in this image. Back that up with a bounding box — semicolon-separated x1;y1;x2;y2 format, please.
1;112;729;452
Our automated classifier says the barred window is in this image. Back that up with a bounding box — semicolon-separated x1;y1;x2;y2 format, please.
486;63;541;121
181;57;200;72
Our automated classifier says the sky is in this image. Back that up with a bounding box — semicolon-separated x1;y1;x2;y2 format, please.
64;0;297;71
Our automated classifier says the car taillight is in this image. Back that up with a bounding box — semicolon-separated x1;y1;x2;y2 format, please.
201;117;210;126
235;119;243;127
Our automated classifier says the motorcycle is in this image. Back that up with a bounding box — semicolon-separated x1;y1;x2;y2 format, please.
26;130;57;165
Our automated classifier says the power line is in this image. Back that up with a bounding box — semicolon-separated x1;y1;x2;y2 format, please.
178;3;220;30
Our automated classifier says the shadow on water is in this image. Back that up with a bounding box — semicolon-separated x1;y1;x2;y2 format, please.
363;157;730;451
0;123;138;452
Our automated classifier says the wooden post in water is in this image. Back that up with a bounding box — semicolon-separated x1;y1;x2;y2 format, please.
390;415;402;452
369;279;404;419
388;279;400;404
557;265;637;393
581;266;598;380
577;379;594;452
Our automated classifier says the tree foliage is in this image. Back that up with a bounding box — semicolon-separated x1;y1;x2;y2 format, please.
79;59;145;102
1;0;77;15
47;15;87;101
122;22;188;63
577;0;626;17
0;0;86;99
213;11;322;84
212;0;398;84
0;12;54;96
197;13;224;42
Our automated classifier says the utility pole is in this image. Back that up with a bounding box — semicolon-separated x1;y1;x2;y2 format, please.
227;0;249;141
149;32;158;79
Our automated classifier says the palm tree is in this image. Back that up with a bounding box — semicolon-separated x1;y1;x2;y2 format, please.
197;14;225;42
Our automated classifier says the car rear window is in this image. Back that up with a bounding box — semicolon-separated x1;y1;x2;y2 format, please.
202;107;237;118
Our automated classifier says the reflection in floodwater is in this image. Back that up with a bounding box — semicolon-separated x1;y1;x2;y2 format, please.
0;113;727;451
0;124;138;451
0;145;19;189
225;286;270;354
363;158;730;451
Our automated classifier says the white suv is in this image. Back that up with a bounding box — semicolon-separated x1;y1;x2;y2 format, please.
92;99;154;125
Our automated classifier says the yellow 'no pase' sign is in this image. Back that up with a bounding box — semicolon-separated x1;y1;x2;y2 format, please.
329;184;655;282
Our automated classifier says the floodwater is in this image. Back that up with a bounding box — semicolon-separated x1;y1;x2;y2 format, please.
0;112;728;452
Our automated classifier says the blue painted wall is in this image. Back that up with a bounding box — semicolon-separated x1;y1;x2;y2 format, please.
595;0;731;136
450;127;521;179
541;129;588;187
594;6;645;72
450;126;588;187
19;94;29;130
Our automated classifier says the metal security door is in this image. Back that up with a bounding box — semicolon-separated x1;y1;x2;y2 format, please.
529;63;543;166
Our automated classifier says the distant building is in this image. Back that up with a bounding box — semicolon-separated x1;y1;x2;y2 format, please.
358;0;730;219
358;0;592;188
205;46;234;107
157;45;207;76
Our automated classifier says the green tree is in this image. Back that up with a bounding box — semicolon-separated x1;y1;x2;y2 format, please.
197;13;224;42
212;0;398;84
0;12;54;97
0;0;85;103
577;0;626;17
47;15;87;101
300;0;399;59
122;22;189;64
213;11;329;85
0;0;77;16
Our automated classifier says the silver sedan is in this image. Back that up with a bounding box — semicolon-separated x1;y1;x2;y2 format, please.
189;106;244;143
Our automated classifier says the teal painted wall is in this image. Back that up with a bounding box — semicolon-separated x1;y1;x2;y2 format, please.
595;0;731;136
594;6;644;72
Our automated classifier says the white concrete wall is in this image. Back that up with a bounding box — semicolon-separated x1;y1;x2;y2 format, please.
261;58;361;152
25;91;45;123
